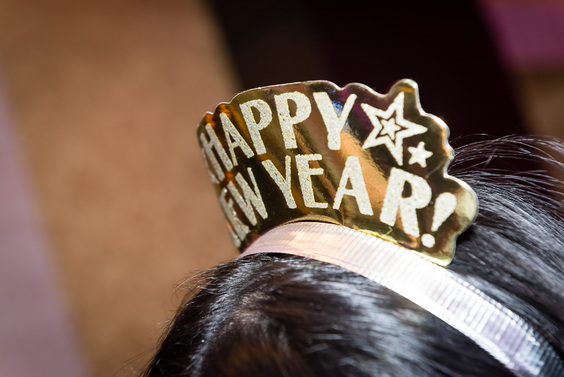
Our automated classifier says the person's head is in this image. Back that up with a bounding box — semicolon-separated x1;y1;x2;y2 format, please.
145;80;564;376
143;136;564;377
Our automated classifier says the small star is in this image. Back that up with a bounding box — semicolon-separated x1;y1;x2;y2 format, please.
361;92;427;166
381;118;401;139
408;141;433;168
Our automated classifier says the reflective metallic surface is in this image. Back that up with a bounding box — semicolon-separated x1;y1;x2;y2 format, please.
198;80;477;265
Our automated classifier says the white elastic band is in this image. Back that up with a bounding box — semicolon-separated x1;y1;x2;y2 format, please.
239;222;564;377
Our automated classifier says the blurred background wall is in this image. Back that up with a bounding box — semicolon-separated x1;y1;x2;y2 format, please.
0;0;562;376
0;1;238;376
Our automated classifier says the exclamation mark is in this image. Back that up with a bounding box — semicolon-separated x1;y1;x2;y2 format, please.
421;192;457;248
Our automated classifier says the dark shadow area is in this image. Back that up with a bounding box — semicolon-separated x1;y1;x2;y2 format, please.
207;0;527;141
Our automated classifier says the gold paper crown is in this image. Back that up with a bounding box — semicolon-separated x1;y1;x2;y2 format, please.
198;79;477;265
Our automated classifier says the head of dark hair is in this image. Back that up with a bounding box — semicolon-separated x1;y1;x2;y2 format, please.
143;136;564;377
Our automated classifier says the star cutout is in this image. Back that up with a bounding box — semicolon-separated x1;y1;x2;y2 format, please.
361;92;427;166
408;141;433;168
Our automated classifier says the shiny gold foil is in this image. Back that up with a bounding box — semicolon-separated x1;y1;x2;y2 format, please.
197;79;477;265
